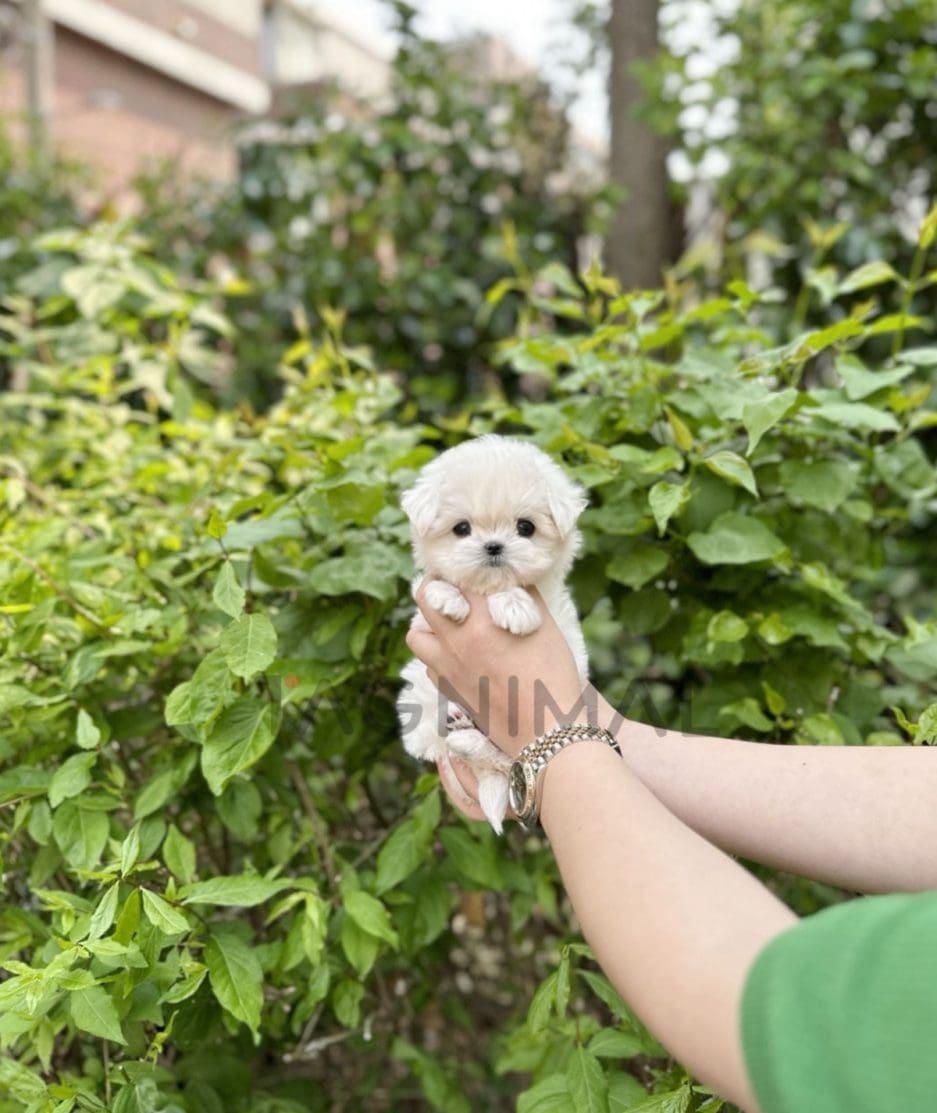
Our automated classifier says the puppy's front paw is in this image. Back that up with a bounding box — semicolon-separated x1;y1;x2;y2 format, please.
424;579;471;623
488;588;542;636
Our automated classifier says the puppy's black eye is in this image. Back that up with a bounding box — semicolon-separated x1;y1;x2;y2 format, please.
452;520;472;537
516;519;536;538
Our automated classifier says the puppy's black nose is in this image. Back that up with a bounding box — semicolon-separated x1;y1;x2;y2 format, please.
485;541;504;556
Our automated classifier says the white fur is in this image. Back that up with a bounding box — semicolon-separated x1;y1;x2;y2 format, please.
396;435;589;832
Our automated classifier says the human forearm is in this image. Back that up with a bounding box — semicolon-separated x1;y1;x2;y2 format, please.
540;741;795;1113
601;696;937;893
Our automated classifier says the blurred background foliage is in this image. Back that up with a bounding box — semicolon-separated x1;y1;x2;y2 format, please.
1;0;937;1109
130;2;615;410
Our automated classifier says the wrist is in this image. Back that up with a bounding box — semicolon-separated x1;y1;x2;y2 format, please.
538;738;627;831
509;722;622;828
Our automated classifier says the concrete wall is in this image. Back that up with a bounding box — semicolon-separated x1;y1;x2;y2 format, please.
0;0;392;195
53;27;239;187
270;0;390;100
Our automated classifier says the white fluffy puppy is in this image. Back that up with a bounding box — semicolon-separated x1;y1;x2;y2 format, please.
397;435;589;832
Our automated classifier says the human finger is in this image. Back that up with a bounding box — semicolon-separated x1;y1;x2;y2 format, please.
436;756;486;823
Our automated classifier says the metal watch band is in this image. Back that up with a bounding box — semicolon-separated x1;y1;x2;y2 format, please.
509;723;621;828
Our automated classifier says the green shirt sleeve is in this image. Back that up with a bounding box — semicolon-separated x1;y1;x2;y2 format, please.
741;890;937;1113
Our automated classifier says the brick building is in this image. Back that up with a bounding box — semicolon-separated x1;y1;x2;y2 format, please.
0;0;390;191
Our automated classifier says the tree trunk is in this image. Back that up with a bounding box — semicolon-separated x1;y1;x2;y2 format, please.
606;0;679;288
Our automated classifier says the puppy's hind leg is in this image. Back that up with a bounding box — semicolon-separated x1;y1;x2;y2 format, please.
398;659;447;762
447;726;512;833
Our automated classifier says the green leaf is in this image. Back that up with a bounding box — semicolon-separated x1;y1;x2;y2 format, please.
61;264;125;317
48;752;96;808
204;927;263;1034
742;389;799;454
220;613;277;679
28;800;52;845
623;1086;692;1113
133;769;176;820
180;875;292;907
187;648;232;723
527;970;559;1032
902;346;937;367
375;790;440;894
120;825;140;875
686;512;786;565
206;508;227;540
914;705;937;746
738;389;796;454
588;1029;646;1059
308;543;407;601
719;698;774;733
809;398;900;433
68;984;126;1044
835;357;914;400
52;801;109;871
140;888;190;935
340;915;381;977
701;450;758;497
919;201;937;250
706;611;748;642
566;1047;609;1113
163;824;197;884
164;682;193;727
112;889;141;947
517;1075;576;1113
579;971;664;1056
213;562;246;619
886;635;937;684
779;459;856;511
343;890;399;948
439;826;503;889
606;544;669;590
647;481;690;536
162;964;208;1005
332;978;364;1029
75;708;102;750
0;1058;48;1103
87;881;120;941
797;712;845;746
608;1073;650;1111
836;260;902;296
201;698;277;795
538;261;583;298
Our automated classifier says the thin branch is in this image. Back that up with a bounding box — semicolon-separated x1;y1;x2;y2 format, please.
286;759;339;891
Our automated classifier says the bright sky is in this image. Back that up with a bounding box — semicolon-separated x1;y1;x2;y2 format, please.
324;0;609;143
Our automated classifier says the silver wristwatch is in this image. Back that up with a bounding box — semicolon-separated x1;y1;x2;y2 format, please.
508;723;621;828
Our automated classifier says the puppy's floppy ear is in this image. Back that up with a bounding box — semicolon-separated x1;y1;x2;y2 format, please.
547;475;589;538
401;477;441;536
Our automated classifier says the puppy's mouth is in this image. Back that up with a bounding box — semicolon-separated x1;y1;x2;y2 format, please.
464;559;518;591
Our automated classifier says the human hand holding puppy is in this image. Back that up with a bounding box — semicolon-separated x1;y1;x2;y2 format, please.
396;435;591;831
409;583;585;758
407;581;589;818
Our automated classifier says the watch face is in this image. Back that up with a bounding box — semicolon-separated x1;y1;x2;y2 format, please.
508;762;529;815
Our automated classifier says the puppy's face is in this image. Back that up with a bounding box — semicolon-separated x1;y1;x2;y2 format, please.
402;438;586;593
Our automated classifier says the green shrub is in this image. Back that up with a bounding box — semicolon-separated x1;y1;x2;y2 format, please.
133;2;611;410
1;220;936;1112
0;130;87;380
644;0;937;313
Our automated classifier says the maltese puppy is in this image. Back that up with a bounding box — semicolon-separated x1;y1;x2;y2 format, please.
397;435;589;832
